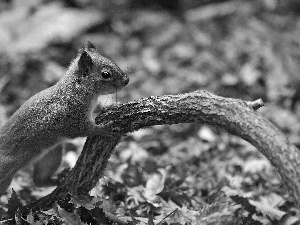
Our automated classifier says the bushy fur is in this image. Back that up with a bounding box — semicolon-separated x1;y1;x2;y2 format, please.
0;42;129;193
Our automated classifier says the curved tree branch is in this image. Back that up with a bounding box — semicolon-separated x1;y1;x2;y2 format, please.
33;90;300;209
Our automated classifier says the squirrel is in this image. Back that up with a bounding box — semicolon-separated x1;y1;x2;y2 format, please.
0;41;129;194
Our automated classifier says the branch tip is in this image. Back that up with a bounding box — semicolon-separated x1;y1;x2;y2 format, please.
246;98;264;110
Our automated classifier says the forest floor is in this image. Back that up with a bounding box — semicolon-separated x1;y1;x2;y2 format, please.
1;0;300;224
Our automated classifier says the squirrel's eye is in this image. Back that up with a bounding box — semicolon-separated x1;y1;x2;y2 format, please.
101;71;112;79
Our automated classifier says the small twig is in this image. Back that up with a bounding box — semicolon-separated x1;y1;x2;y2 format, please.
157;208;178;225
246;98;264;110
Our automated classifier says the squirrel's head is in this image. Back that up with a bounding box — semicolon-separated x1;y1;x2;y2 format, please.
73;41;129;95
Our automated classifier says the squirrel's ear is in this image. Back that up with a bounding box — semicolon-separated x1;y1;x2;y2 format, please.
85;41;97;51
78;50;93;78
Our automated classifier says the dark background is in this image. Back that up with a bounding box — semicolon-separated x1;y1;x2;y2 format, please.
0;0;300;223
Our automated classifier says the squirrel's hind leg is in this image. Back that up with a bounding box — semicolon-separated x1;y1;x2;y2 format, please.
33;144;63;187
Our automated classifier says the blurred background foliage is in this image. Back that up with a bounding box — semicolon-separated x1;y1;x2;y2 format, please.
1;0;300;224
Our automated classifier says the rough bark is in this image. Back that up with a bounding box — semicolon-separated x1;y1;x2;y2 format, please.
32;90;300;209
